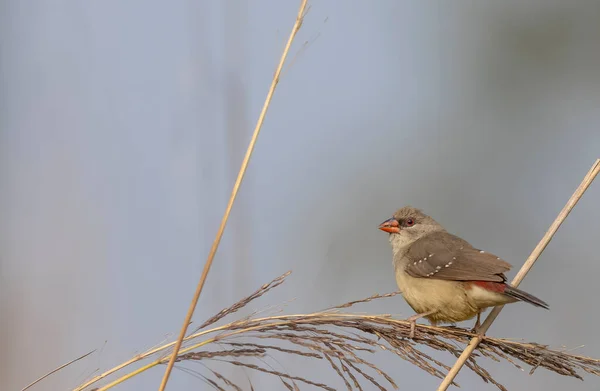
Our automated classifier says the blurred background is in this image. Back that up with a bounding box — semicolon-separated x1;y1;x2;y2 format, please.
1;1;599;390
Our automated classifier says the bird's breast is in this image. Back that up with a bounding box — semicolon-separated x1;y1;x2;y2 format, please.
394;267;479;323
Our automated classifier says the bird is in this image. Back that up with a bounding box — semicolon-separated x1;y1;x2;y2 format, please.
378;206;549;338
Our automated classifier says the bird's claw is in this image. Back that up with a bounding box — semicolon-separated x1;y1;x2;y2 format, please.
405;310;437;339
470;312;482;334
406;316;421;338
409;320;416;338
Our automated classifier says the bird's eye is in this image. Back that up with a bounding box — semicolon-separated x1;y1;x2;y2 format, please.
405;218;415;226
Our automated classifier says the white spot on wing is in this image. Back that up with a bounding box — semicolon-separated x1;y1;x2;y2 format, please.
480;250;485;253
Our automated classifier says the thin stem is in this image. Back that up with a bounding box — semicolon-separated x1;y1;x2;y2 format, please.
436;158;600;391
156;1;309;390
21;350;96;391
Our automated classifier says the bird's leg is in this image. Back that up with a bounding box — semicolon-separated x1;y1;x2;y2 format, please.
471;311;481;334
406;310;437;338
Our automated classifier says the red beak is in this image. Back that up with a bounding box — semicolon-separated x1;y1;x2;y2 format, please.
378;218;400;233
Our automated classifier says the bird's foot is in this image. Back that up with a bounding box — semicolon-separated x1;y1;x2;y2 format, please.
470;312;482;334
408;319;417;339
405;310;437;339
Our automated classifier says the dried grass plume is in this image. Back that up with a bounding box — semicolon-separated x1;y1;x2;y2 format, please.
70;271;600;391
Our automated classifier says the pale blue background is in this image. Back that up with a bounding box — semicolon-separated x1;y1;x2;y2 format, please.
1;1;600;390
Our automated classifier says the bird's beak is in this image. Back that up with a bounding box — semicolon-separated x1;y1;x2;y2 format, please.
378;218;400;233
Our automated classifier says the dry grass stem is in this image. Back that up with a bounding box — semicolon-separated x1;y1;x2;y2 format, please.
21;349;96;391
157;1;310;390
437;158;600;391
72;272;600;391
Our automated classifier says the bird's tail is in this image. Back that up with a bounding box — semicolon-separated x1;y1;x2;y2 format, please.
504;285;549;309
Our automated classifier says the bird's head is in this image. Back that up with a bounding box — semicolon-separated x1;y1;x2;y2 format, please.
378;206;444;251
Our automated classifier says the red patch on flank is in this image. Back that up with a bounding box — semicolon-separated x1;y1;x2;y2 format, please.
466;281;506;293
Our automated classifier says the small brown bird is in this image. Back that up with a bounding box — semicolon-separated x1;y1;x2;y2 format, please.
379;206;548;338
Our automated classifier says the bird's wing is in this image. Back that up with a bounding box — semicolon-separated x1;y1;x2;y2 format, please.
404;231;512;282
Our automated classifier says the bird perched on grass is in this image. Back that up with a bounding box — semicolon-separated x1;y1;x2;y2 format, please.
378;206;549;338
